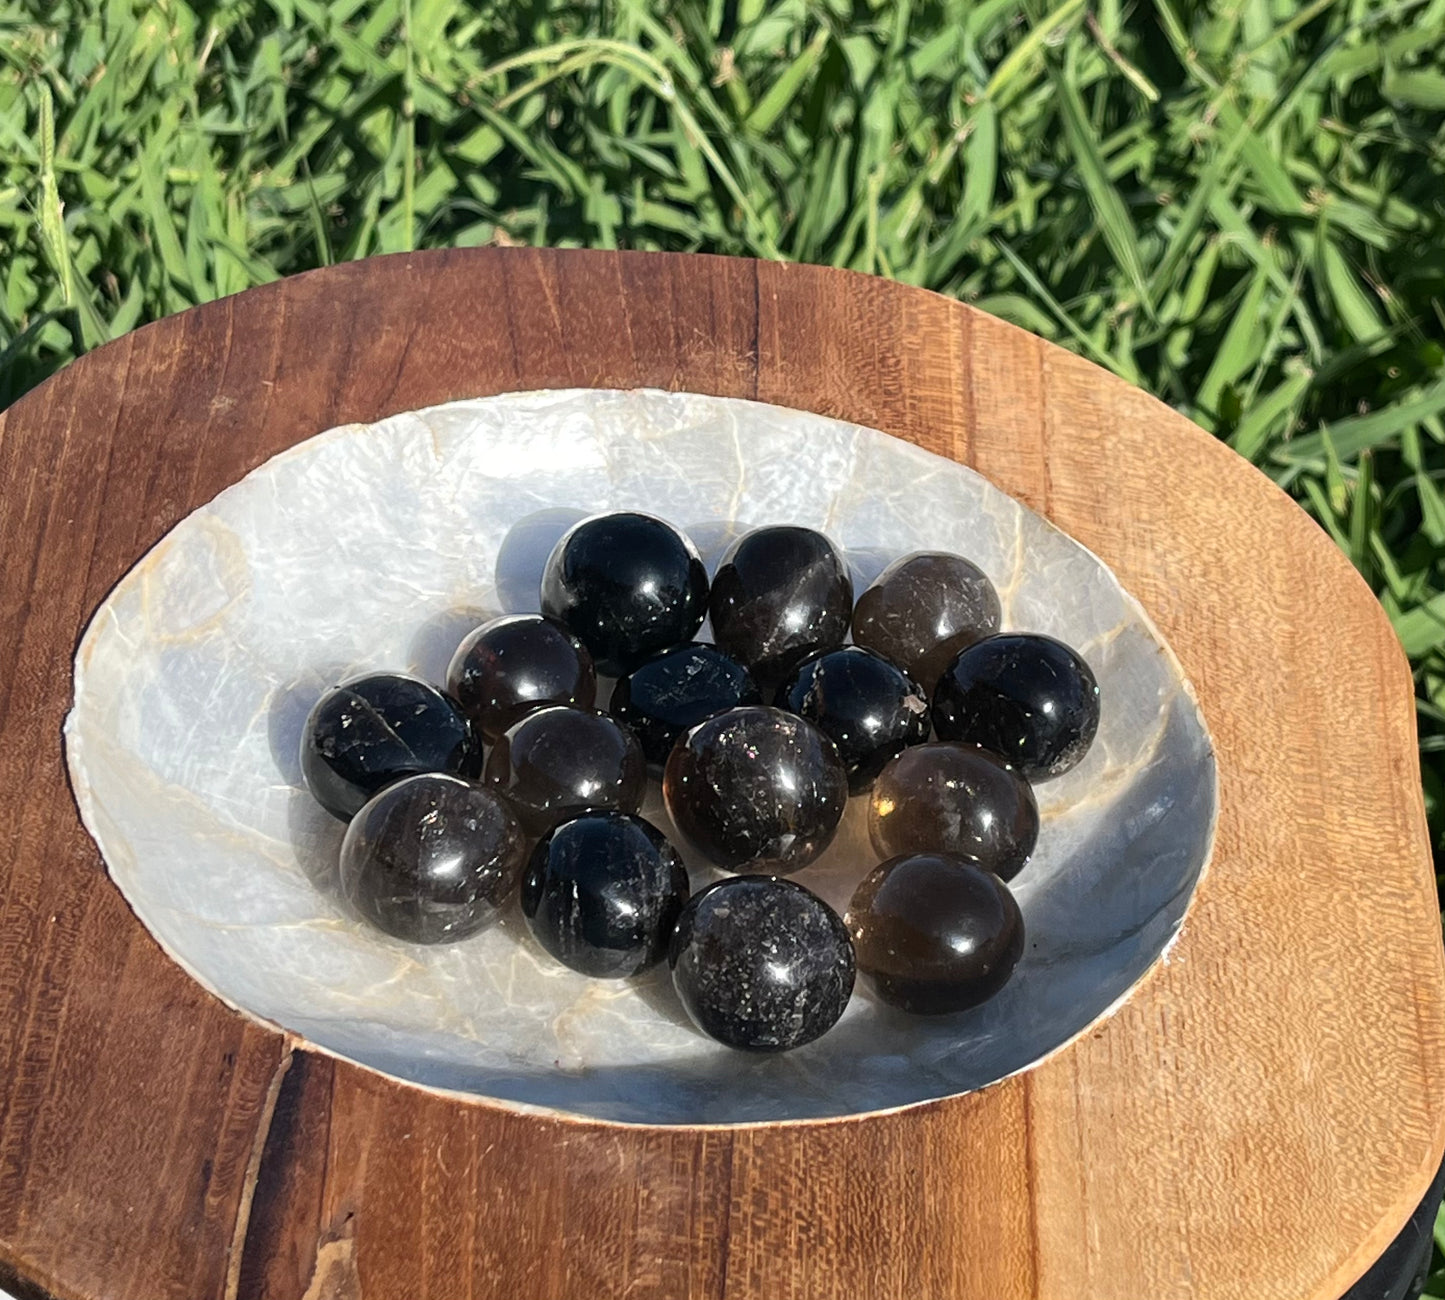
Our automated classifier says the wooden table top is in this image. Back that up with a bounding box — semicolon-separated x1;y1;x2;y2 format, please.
0;249;1441;1300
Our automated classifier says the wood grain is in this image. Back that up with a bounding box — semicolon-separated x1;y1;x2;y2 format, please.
0;249;1440;1300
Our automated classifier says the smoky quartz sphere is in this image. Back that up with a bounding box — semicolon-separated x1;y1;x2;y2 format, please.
670;876;855;1052
932;633;1101;781
540;511;708;675
847;852;1025;1015
483;705;646;835
779;646;930;794
446;613;596;742
610;642;762;770
852;551;1002;691
301;672;481;821
521;813;690;978
339;773;527;944
664;706;848;874
708;526;853;685
869;742;1038;881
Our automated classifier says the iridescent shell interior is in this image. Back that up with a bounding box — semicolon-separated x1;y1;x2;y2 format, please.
65;389;1216;1124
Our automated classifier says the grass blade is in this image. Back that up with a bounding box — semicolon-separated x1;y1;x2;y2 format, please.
1051;68;1155;318
746;26;828;135
1278;377;1445;465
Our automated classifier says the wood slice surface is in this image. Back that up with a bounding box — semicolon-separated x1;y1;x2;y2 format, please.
0;249;1440;1300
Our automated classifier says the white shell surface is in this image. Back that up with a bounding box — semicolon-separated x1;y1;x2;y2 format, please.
66;388;1215;1124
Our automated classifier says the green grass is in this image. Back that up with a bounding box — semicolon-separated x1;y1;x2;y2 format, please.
3;0;1445;1284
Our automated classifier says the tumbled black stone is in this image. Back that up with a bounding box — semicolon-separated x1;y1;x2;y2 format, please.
663;706;848;875
932;633;1100;781
868;742;1039;881
521;813;690;978
669;876;855;1052
708;526;853;685
778;646;930;794
483;705;646;835
339;773;527;944
539;512;708;675
446;613;596;742
300;673;481;821
846;852;1024;1014
609;642;762;770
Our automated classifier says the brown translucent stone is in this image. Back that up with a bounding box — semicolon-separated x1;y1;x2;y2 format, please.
852;551;1001;691
708;526;853;686
446;613;596;742
484;705;646;836
339;773;527;944
868;742;1038;881
846;852;1024;1014
663;706;848;875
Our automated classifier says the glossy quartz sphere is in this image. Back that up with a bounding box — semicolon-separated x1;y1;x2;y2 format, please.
483;705;646;835
539;511;708;675
846;852;1024;1014
339;773;526;944
669;876;855;1052
869;742;1038;880
708;525;853;685
932;633;1101;781
446;613;595;741
300;673;481;821
521;813;690;978
663;706;848;874
852;551;1002;691
778;646;930;794
609;642;763;770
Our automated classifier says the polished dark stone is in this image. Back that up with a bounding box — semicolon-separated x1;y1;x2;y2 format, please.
708;526;853;685
663;706;848;874
778;646;930;794
846;852;1024;1014
669;876;855;1051
521;813;690;978
539;511;708;675
609;642;762;769
484;705;646;835
852;551;1002;691
446;613;596;742
300;673;481;821
932;633;1101;781
868;742;1039;880
339;773;526;943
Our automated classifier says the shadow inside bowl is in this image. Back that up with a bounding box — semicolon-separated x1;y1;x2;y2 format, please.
494;507;587;614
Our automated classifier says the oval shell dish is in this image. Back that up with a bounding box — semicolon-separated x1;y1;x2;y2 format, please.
65;387;1215;1124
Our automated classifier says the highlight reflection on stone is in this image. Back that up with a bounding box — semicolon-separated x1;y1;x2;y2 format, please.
484;705;646;835
846;852;1024;1014
540;511;708;675
670;876;855;1051
339;773;526;944
521;812;689;978
778;646;930;794
609;642;762;770
852;551;1002;691
869;742;1038;881
932;633;1101;781
301;672;481;821
708;526;853;685
663;706;848;874
446;613;595;742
